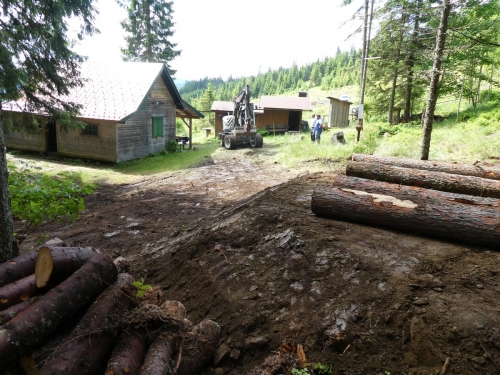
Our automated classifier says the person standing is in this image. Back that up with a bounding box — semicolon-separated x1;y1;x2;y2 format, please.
309;114;316;142
314;114;323;144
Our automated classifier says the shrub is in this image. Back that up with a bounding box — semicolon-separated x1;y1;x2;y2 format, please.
166;139;178;153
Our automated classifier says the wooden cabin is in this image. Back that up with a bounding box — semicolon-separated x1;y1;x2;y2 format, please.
210;95;311;135
326;97;352;128
2;62;203;162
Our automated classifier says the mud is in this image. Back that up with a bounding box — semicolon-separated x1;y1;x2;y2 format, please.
19;150;500;375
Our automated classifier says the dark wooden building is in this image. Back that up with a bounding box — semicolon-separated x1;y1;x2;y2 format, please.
210;95;311;135
2;62;203;162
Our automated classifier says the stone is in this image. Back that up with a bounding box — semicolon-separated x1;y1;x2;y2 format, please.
244;336;270;349
215;343;231;365
230;348;241;360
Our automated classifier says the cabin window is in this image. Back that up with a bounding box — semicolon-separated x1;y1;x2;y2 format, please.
81;123;99;136
152;117;164;138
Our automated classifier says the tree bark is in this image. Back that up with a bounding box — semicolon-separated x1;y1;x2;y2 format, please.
0;246;98;287
404;1;421;119
311;183;500;249
140;332;178;375
0;274;40;311
105;330;147;375
333;174;500;208
352;154;500;180
346;161;500;198
420;0;451;159
0;296;40;326
0;254;118;369
175;320;222;375
388;12;406;124
0;103;15;263
38;273;136;375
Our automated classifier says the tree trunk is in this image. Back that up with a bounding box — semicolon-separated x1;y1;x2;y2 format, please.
0;103;15;263
311;183;500;249
0;254;118;369
333;174;500;208
351;154;500;180
39;273;136;375
404;2;421;120
0;274;40;311
0;246;98;287
346;161;500;198
175;320;222;375
388;13;406;124
105;330;147;375
0;296;40;326
420;0;451;160
140;332;178;375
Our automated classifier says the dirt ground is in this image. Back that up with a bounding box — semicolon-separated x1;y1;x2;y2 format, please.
19;149;500;375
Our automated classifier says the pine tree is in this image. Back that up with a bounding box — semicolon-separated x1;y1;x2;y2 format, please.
0;0;97;262
120;0;181;74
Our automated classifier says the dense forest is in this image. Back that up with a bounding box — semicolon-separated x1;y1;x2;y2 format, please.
179;48;362;103
180;0;500;124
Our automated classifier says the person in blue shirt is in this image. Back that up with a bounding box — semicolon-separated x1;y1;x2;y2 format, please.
314;114;323;144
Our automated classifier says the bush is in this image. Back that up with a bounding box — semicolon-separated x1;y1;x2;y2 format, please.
257;128;269;136
166;139;178;153
8;162;94;243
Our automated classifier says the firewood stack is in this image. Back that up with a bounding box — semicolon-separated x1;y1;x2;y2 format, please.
0;243;221;375
311;154;500;249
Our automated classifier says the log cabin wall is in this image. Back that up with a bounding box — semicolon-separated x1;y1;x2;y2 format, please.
2;112;47;152
57;118;118;162
117;76;176;162
255;110;290;129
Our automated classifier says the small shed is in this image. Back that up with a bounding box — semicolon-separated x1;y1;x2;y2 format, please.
326;97;352;128
211;101;234;136
257;96;312;132
2;61;203;162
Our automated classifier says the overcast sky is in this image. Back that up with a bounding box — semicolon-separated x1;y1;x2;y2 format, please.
70;0;362;81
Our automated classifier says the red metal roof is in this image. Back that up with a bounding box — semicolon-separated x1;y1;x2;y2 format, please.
259;96;312;111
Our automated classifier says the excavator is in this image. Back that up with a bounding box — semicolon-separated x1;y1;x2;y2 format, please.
218;84;263;150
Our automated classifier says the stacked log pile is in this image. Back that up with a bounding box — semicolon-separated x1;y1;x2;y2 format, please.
312;155;500;249
0;243;221;375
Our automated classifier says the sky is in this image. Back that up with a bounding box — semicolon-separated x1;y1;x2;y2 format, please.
69;0;363;81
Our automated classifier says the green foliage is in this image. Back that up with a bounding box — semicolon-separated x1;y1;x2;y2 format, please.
119;0;181;73
8;162;95;243
313;363;333;375
256;128;270;136
132;279;151;297
166;139;178;153
377;124;401;136
291;368;310;375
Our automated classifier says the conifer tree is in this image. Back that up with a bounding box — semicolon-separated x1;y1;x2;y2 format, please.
0;0;97;262
120;0;181;73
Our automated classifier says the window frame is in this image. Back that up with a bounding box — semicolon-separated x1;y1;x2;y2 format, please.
81;123;99;137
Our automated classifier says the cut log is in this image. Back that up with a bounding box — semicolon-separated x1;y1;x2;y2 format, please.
38;273;136;375
160;300;186;320
0;275;40;311
311;183;500;249
35;246;53;288
105;331;147;375
346;161;500;198
0;253;118;369
333;175;500;208
175;319;221;375
0;297;40;326
0;246;98;287
139;332;177;375
352;154;500;180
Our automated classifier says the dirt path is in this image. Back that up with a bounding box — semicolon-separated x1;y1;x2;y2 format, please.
20;151;500;375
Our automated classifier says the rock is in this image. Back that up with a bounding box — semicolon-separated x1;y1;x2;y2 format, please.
43;238;67;247
214;368;224;375
230;348;241;360
244;336;269;349
469;356;486;365
215;343;231;365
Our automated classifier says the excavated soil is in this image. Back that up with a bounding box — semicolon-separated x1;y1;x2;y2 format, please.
18;149;500;375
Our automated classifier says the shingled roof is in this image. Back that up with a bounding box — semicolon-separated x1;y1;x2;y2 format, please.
259;96;312;111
